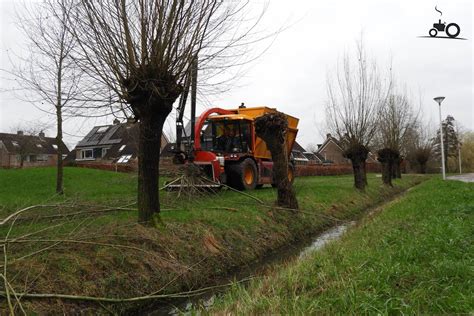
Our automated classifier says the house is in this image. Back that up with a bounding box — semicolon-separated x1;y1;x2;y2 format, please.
291;141;310;165
0;131;69;168
316;133;351;164
302;151;323;164
68;120;169;166
316;133;380;165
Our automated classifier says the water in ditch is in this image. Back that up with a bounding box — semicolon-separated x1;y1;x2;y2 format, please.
146;220;356;315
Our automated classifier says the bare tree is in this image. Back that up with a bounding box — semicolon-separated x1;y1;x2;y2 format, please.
3;0;84;194
68;1;268;224
325;40;391;190
376;93;416;185
459;131;474;173
405;121;435;174
255;112;298;209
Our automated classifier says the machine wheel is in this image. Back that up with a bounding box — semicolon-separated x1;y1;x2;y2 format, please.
227;158;257;190
446;23;460;38
429;28;437;37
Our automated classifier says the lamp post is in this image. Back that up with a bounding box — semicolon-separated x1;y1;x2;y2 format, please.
434;96;446;180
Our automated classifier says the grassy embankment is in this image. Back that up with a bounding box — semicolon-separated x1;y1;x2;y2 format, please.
0;167;424;313
209;178;474;314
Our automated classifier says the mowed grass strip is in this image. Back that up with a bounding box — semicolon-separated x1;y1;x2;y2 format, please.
210;178;474;314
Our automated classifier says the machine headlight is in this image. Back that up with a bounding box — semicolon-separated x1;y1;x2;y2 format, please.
217;156;225;166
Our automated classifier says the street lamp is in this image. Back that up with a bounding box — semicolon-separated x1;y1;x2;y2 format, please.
434;96;446;180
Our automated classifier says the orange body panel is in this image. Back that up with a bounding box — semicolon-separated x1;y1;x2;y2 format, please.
208;107;299;160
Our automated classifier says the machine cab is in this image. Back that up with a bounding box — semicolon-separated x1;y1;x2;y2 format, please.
200;116;253;156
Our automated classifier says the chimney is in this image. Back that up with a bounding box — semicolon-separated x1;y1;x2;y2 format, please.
17;131;23;136
326;133;332;139
39;131;45;138
113;118;120;125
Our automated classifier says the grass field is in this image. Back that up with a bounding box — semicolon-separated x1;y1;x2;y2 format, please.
0;167;424;313
208;178;474;314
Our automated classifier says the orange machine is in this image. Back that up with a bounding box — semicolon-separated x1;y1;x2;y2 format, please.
178;106;299;190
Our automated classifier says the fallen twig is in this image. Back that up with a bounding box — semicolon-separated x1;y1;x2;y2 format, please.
208;207;238;212
159;176;183;191
0;276;256;304
3;239;175;266
1;274;26;315
19;207;138;221
0;205;60;226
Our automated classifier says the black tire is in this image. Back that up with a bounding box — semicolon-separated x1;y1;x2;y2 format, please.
446;23;460;38
429;28;437;37
226;158;257;191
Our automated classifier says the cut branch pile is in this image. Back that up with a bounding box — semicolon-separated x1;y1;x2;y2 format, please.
161;163;221;198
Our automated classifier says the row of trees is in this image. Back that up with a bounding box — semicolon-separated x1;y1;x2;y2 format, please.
324;40;466;189
5;1;469;223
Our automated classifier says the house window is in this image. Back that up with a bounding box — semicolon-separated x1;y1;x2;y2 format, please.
93;148;102;158
37;155;48;162
102;148;108;157
81;149;94;159
12;141;19;147
117;155;132;163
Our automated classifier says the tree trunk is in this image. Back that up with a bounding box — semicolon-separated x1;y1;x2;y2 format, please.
123;68;182;224
55;50;64;194
391;161;397;179
419;162;426;174
255;113;298;209
137;113;166;224
271;143;298;209
351;158;366;190
56;105;64;195
395;158;402;179
361;160;368;185
377;148;399;186
381;161;392;186
344;143;369;190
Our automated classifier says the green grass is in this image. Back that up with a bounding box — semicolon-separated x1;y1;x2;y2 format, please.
209;178;474;314
0;167;419;232
0;167;424;313
0;167;137;212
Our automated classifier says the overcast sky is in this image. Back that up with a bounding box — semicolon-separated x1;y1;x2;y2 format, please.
0;0;472;149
